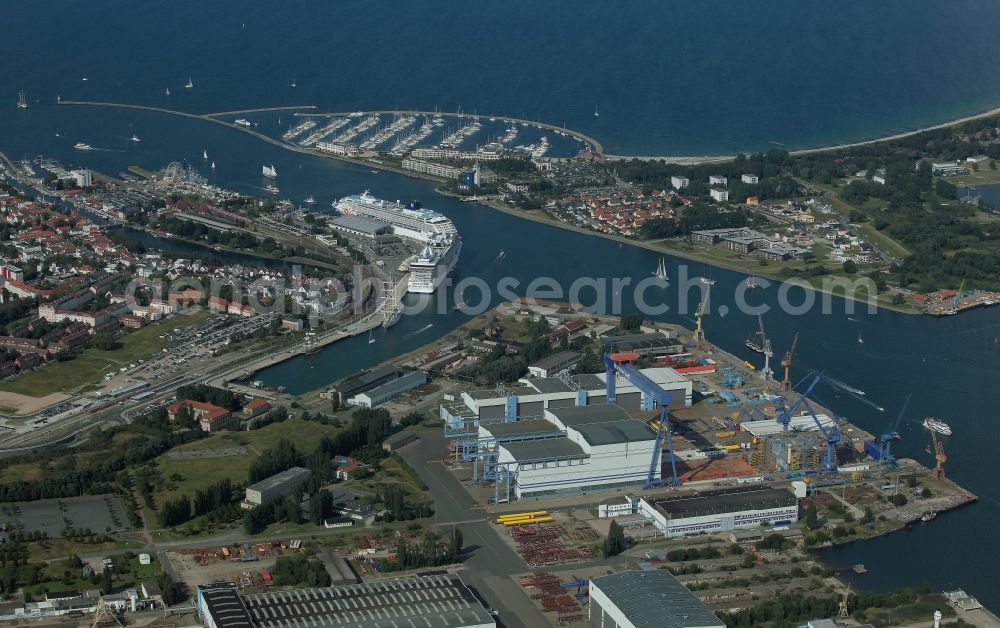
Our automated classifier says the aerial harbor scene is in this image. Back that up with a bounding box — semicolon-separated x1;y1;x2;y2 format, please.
3;1;1000;627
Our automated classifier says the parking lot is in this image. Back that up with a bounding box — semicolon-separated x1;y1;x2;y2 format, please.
102;311;277;388
0;494;129;535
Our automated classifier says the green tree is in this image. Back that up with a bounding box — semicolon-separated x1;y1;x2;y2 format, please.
448;527;464;562
604;520;626;557
842;259;858;274
803;500;818;530
100;566;113;595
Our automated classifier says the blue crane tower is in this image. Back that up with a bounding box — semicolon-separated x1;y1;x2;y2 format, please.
773;370;842;475
876;394;911;468
604;350;678;488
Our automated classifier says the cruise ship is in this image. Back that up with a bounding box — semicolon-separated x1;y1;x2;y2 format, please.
335;192;460;293
408;232;462;293
336;191;457;242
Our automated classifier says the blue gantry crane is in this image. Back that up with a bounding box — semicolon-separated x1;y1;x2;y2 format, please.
604;350;678;488
773;370;841;475
876;394;911;468
560;577;588;599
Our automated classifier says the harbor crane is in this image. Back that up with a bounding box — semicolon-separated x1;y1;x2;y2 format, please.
930;430;947;480
693;276;714;345
773;370;841;474
604;349;679;488
780;331;799;391
693;299;706;345
877;394;911;468
754;314;774;383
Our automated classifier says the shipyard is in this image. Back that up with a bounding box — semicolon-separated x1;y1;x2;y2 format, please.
0;136;993;627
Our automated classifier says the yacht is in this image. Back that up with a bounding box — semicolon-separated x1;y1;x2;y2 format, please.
262;164;277;178
594;105;599;117
265;184;279;194
74;142;92;150
203;149;208;159
165;87;171;96
17;91;27;110
210;161;216;170
652;257;669;282
290;79;297;88
185;77;194;89
81;75;88;81
858;333;864;345
747;275;757;289
368;329;375;344
303;195;316;204
130;134;141;143
920;512;937;522
923;417;952;436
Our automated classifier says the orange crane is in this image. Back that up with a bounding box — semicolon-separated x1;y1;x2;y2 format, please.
931;431;947;480
780;332;799;391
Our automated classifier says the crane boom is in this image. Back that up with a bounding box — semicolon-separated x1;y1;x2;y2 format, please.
604;351;678;488
781;331;799;391
878;394;911;467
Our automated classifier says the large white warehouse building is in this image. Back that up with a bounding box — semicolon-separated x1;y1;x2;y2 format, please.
442;367;692;426
484;404;661;499
638;487;799;538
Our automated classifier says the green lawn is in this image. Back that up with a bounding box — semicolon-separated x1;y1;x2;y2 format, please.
151;418;342;512
0;311;212;397
25;550;160;597
947;168;1000;186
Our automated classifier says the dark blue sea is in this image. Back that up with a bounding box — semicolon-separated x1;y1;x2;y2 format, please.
4;0;1000;610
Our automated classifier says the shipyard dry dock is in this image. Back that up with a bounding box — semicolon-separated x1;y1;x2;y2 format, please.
433;309;976;546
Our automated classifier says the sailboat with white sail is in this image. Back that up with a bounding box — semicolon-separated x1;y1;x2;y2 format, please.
203;149;208;160
652;257;669;282
16;91;28;110
185;77;194;89
262;164;277;178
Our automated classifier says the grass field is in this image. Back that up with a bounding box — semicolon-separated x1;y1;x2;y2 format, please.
0;310;213;397
151;418;342;510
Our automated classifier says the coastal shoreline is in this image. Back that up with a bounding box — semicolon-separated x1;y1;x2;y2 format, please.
56;97;1000;167
52;99;995;315
461;194;913;316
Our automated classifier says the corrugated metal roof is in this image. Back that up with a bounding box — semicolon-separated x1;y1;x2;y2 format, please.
549;404;655;446
591;570;724;628
653;487;798;519
501;437;586;461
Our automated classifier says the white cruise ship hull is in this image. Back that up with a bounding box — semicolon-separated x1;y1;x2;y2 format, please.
408;238;461;294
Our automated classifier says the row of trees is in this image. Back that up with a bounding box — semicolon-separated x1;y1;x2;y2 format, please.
386;529;463;571
176;383;241;411
0;409;204;502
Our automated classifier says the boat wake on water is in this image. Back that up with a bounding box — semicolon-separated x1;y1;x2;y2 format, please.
824;375;866;396
406;324;434;337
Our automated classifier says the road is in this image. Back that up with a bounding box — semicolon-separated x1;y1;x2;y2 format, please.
397;429;550;628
